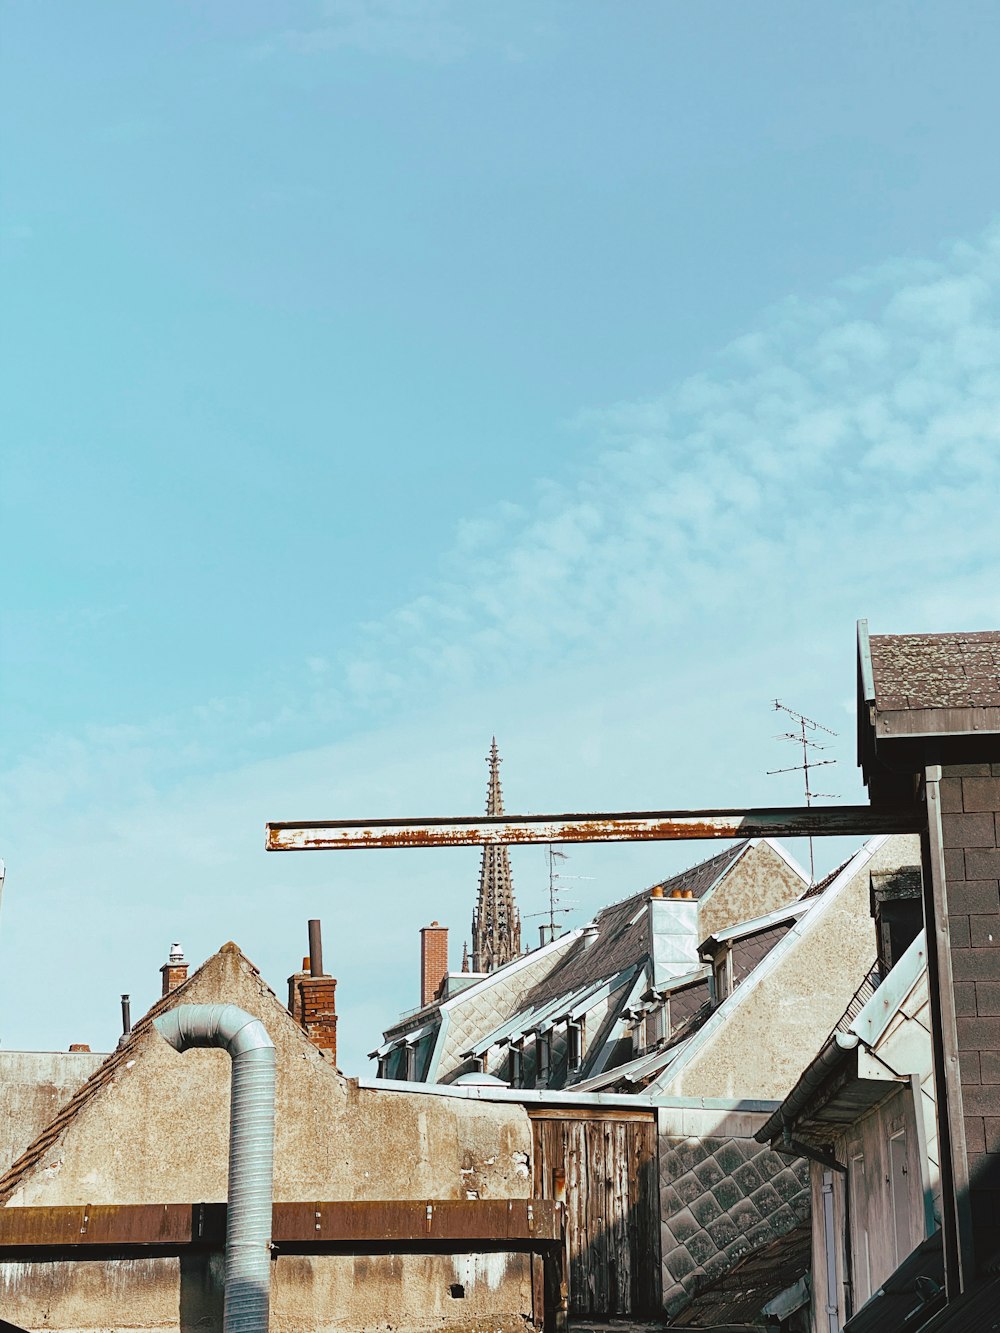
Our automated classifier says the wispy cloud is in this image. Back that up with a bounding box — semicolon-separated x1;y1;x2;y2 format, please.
250;0;475;65
4;223;1000;1070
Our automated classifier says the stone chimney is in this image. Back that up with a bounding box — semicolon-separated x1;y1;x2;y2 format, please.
287;921;337;1061
420;922;448;1008
648;885;699;990
160;943;189;997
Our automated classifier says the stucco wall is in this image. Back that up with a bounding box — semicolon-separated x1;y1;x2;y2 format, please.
697;840;807;942
0;946;536;1331
2;946;532;1209
0;1251;535;1332
661;836;921;1100
0;1050;106;1173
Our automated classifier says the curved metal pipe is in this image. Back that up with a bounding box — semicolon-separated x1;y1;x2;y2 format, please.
153;1003;275;1333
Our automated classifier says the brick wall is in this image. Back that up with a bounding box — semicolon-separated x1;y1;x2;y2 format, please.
940;762;1000;1263
420;924;448;1009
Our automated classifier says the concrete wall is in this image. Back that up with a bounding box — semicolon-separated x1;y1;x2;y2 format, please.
697;840;807;942
2;947;532;1208
660;836;920;1101
0;1050;106;1173
0;1251;535;1332
0;945;536;1330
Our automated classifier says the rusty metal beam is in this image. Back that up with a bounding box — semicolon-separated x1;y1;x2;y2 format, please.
0;1199;561;1252
266;804;923;852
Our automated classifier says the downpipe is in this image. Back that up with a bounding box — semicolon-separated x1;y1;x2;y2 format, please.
154;1003;275;1333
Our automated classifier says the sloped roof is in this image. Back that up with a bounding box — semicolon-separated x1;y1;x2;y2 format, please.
0;942;299;1206
522;841;750;1012
870;631;1000;710
669;1217;811;1328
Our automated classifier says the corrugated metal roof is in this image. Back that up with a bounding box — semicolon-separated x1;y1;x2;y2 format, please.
870;631;1000;711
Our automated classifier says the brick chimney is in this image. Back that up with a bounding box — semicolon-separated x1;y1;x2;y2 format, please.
287;920;337;1061
420;922;448;1008
160;943;189;996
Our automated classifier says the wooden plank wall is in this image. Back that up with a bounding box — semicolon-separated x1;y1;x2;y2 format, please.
531;1110;660;1318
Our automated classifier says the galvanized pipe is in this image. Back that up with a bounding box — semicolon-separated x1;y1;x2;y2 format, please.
120;994;131;1036
153;1004;275;1333
308;919;323;977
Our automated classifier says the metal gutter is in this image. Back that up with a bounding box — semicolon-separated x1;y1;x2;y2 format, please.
756;1031;860;1145
354;1076;779;1113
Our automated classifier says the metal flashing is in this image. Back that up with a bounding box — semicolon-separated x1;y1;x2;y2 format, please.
650;835;890;1094
850;929;926;1050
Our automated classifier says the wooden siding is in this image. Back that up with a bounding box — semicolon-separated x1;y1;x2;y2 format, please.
531;1113;660;1318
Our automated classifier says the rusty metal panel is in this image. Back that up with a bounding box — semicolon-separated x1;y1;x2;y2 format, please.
272;1199;560;1244
266;805;922;852
0;1199;560;1250
0;1203;215;1248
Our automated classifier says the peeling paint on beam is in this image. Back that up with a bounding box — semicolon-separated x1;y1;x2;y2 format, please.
265;805;923;851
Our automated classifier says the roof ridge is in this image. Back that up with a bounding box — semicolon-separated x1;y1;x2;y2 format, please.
0;941;268;1204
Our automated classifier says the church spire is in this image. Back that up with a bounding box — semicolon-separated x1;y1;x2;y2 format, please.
471;738;521;973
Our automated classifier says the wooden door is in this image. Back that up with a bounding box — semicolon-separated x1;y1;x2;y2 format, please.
532;1111;660;1319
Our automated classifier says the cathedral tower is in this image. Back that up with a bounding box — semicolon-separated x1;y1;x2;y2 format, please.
471;738;521;973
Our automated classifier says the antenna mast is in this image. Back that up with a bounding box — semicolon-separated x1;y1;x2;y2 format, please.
766;700;839;884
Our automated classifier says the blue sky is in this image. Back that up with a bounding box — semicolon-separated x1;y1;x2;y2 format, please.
3;2;1000;1072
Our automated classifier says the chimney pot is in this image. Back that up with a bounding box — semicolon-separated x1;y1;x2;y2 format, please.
160;943;190;996
650;884;665;899
302;956;310;971
69;1043;90;1052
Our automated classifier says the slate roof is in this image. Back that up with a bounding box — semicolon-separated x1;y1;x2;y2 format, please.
521;841;750;1012
669;1216;811;1327
870;631;1000;711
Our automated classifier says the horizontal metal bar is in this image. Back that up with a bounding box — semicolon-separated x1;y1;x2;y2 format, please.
266;804;923;852
0;1199;561;1250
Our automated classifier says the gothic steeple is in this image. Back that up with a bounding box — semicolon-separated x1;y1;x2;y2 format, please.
471;738;521;973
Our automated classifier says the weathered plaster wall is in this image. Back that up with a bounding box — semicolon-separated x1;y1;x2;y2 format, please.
1;947;536;1330
697;841;806;941
662;836;921;1100
2;947;532;1209
0;1051;106;1172
0;1251;534;1332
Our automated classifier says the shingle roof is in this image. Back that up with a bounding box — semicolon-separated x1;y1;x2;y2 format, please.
669;1217;811;1327
870;631;1000;711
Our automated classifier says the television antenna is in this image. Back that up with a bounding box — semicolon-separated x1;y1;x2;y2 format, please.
525;845;590;937
766;700;839;884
